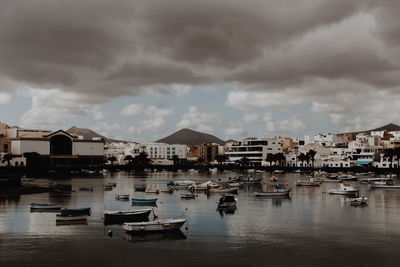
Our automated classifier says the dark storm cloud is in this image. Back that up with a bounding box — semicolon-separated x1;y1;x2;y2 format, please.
0;0;398;100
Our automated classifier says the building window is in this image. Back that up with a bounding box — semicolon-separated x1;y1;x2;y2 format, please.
3;144;8;153
15;162;18;166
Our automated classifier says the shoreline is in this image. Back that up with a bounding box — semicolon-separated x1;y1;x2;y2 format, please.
0;185;51;198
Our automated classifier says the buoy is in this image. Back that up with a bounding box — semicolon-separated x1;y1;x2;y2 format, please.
185;208;188;211
107;230;113;237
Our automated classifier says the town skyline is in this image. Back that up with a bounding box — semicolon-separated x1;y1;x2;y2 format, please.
1;1;400;142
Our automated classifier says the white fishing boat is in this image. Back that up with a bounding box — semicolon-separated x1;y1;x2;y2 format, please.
369;181;400;189
123;218;186;232
340;174;357;181
167;180;194;188
210;187;238;194
188;181;219;190
243;176;262;184
254;183;291;197
225;182;244;188
359;177;393;184
328;183;359;195
296;177;320;186
274;170;284;174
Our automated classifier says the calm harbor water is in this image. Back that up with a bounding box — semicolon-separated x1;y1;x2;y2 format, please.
1;171;400;266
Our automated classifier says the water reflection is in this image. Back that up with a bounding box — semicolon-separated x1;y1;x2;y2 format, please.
217;206;237;217
56;220;88;226
2;171;400;266
123;230;187;243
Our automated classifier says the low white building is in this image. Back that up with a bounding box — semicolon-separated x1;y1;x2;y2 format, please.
143;143;187;160
226;138;282;165
9;130;104;166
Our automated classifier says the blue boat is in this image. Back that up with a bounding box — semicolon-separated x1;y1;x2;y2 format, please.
131;198;157;205
61;207;91;216
135;187;146;192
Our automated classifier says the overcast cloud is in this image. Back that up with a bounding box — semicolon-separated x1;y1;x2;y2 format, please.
1;0;400;140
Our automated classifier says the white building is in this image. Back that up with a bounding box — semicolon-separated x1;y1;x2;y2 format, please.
305;133;345;147
104;142;142;165
225;138;282;165
143;143;187;160
9;130;104;166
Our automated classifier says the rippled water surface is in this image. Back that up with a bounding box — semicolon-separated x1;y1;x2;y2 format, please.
1;171;400;266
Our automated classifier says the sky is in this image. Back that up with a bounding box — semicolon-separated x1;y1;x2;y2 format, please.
1;0;400;142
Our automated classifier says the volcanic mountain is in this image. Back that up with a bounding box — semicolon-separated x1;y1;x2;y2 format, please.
339;123;400;137
156;128;226;146
66;126;123;143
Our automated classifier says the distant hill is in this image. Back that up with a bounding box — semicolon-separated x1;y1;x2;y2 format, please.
340;123;400;137
156;128;226;146
66;126;123;143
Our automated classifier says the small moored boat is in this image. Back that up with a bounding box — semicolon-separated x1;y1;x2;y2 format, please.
369;181;400;189
296;177;320;186
104;208;152;225
328;183;359;195
218;195;237;208
61;207;91;216
348;197;368;206
180;193;195;199
145;188;160;194
104;185;113;191
123;218;186;233
115;194;130;200
135;187;146;192
56;214;87;221
79;186;93;191
254;183;291;197
210;187;238;194
243;176;262;184
30;203;62;211
131;198;158;205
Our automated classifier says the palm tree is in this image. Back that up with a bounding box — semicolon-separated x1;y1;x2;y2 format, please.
384;149;395;169
297;153;308;167
307;149;316;169
275;153;285;167
23;152;40;167
240;156;250;167
215;154;228;165
1;153;12;166
266;153;274;167
108;155;118;166
124;155;134;165
171;155;180;166
133;152;151;169
394;147;400;169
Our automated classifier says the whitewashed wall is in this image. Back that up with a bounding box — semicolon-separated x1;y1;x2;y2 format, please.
73;142;104;156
